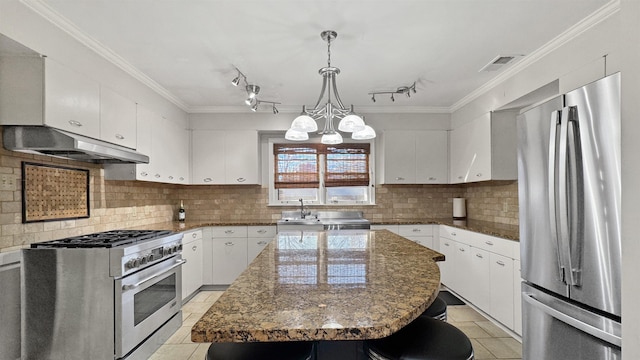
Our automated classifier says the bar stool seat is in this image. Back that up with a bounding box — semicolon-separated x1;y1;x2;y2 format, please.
205;341;314;360
365;316;474;360
419;296;447;321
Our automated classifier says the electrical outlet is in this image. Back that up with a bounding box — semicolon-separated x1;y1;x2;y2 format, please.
0;174;16;191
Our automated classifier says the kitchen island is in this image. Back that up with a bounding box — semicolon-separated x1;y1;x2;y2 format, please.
191;229;444;343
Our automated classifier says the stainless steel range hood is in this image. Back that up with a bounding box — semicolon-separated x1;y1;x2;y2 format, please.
3;126;149;164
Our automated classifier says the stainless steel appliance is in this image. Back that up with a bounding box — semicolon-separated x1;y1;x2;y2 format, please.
517;73;621;359
21;229;185;360
277;210;371;231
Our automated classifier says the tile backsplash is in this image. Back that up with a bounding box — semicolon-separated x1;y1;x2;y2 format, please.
0;146;518;251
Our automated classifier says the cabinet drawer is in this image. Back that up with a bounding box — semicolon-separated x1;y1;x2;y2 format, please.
247;226;276;238
398;224;433;237
467;232;514;258
182;229;203;244
439;225;464;241
212;226;247;238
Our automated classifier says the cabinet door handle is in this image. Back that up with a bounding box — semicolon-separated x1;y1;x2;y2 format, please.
459;247;465;252
412;228;421;232
496;260;505;266
224;242;234;246
485;241;494;246
68;120;82;127
476;253;484;259
428;177;436;181
192;245;197;251
140;172;148;177
224;230;234;234
179;177;185;181
257;229;267;234
458;176;463;180
192;233;198;238
154;173;161;178
451;232;457;236
168;176;174;180
204;178;212;182
444;243;450;247
115;133;125;140
257;241;267;245
395;177;405;181
476;173;483;177
237;177;246;183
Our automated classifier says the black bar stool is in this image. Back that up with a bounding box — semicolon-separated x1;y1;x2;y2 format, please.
419;295;447;321
205;341;314;360
364;316;474;360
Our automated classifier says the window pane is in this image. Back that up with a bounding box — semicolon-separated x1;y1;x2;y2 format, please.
278;188;318;201
326;186;369;202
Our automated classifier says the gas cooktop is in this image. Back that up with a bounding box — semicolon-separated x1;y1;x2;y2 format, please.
31;229;174;248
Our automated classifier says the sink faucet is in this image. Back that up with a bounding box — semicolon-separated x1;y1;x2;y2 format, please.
299;198;310;219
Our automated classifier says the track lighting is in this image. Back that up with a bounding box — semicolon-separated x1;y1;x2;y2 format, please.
368;82;418;103
230;67;279;113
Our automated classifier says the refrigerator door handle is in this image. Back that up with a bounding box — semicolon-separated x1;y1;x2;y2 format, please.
548;110;566;283
523;292;621;347
566;106;583;286
557;108;575;285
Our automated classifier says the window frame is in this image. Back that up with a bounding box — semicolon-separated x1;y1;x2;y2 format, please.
268;137;376;206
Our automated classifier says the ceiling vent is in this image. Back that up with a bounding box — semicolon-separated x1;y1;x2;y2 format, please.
479;54;523;72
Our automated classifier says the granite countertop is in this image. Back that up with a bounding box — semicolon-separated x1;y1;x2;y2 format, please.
191;229;443;343
149;218;519;241
371;218;520;241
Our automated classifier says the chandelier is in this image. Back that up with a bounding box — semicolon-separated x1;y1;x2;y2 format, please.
285;30;376;144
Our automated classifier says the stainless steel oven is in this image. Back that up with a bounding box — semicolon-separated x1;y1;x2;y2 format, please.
22;230;184;360
116;255;185;358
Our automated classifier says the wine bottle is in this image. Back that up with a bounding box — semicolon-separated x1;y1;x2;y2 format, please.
178;200;186;222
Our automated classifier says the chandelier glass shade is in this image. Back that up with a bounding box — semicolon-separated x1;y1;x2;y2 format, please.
286;30;376;144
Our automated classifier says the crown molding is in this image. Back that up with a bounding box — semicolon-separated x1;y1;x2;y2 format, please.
20;0;190;112
450;0;620;113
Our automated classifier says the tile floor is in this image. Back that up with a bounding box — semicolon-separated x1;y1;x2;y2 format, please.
149;291;522;360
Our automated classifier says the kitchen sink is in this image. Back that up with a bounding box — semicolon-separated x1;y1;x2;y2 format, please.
277;211;370;231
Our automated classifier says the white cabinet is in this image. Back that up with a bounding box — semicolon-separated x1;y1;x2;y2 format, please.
0;56;100;138
513;259;522;335
247;226;276;263
398;224;434;248
181;229;203;300
210;226;248;285
439;225;520;333
99;86;136;148
191;130;260;185
490;253;515;329
104;105;189;184
381;130;448;184
449;111;517;184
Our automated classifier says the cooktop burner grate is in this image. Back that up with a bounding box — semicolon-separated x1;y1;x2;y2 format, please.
31;230;173;248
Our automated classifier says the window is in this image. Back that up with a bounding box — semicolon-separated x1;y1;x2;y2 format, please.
270;140;375;205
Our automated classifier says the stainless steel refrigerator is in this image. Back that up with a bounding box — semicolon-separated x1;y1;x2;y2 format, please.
517;72;621;360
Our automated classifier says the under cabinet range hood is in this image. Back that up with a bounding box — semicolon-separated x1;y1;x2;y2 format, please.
2;126;149;164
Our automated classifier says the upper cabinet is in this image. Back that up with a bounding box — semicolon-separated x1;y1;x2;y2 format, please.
380;130;448;184
449;111;517;184
191;130;260;185
0;56;139;149
100;86;136;149
104;104;189;184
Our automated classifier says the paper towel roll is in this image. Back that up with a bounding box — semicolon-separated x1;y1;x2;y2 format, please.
453;198;466;219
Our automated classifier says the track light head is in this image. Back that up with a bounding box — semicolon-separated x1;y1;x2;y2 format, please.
391;94;395;102
251;102;258;112
272;104;279;114
231;76;241;87
246;84;260;98
371;94;376;103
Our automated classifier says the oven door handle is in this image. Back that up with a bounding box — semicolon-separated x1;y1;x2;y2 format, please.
122;259;187;291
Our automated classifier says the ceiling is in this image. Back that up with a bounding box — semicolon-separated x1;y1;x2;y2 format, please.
26;0;611;113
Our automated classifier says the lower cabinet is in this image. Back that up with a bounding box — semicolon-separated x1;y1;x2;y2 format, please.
181;229;203;300
203;225;276;286
398;224;434;249
438;225;520;335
